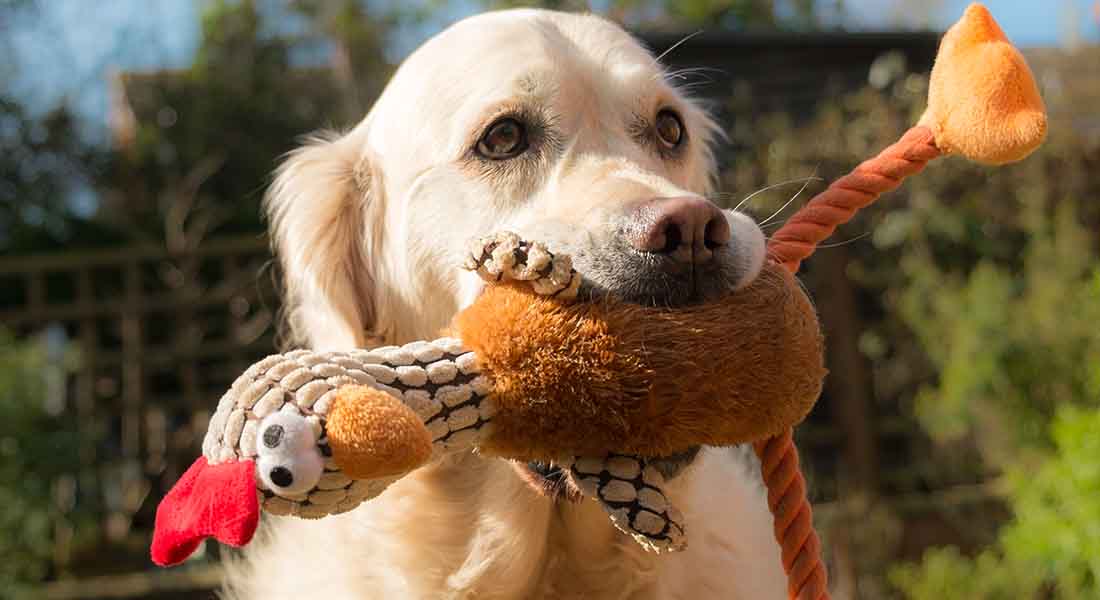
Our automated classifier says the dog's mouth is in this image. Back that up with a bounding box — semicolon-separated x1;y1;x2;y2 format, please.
516;446;701;502
571;246;756;308
575;269;731;308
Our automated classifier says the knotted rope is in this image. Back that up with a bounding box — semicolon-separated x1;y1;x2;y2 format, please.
768;126;941;272
758;124;943;599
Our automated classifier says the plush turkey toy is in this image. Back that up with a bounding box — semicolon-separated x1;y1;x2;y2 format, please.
152;234;824;562
152;5;1046;599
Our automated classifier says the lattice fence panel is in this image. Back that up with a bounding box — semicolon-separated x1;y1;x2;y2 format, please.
0;236;279;579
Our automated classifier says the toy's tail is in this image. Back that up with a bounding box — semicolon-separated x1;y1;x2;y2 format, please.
767;126;941;273
758;4;1047;598
760;126;943;600
755;431;828;600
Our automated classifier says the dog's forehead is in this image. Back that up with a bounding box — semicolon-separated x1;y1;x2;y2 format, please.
382;11;664;111
365;10;669;159
423;10;659;78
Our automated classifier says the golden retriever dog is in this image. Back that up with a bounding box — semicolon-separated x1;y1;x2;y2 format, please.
225;9;787;599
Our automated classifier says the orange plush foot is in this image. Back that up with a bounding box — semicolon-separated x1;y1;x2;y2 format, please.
327;385;434;480
921;3;1047;165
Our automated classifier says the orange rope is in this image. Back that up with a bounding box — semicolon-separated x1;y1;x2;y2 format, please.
757;125;942;600
768;126;941;272
754;432;827;600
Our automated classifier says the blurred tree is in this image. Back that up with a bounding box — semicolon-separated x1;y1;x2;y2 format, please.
0;0;121;255
105;0;318;245
100;0;396;249
897;203;1100;465
885;161;1100;597
847;53;1099;598
292;0;391;115
0;0;400;587
0;98;123;254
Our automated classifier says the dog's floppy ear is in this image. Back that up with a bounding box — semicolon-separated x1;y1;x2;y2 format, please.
266;129;378;350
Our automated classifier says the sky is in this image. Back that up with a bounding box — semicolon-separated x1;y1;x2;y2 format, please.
842;0;1099;47
4;0;1098;140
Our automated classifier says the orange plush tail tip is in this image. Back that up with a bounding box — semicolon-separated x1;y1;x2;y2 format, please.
922;3;1047;165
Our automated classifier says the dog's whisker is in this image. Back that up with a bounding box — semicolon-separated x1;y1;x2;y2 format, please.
654;29;704;65
665;75;713;87
669;81;711;94
814;232;872;249
764;231;870;250
661;67;720;90
727;176;824;214
759;169;820;227
664;66;725;80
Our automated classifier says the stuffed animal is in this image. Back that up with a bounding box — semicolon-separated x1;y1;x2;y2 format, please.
151;233;826;565
152;5;1047;599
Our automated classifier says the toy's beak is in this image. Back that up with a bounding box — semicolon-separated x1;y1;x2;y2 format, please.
150;456;259;567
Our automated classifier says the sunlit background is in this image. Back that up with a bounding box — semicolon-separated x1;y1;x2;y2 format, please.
2;1;1098;598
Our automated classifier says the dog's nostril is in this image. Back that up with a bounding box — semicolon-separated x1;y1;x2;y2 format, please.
661;223;683;254
704;216;731;250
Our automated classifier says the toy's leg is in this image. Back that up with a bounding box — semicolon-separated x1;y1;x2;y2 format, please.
464;231;581;299
569;454;687;553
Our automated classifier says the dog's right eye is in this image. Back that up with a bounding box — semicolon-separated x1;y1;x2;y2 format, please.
477;118;528;160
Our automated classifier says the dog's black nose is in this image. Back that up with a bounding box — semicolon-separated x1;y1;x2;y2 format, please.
628;196;730;264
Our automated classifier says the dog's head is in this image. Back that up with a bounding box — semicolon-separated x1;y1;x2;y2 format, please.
267;9;764;349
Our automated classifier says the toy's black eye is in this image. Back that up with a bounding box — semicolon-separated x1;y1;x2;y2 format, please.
655;109;684;149
269;466;294;488
262;424;285;449
477;118;528;160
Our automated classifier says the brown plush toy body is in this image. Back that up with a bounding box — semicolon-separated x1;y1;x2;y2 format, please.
460;262;823;460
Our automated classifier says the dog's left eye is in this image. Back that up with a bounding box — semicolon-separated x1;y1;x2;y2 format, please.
477;118;528;160
655;109;684;149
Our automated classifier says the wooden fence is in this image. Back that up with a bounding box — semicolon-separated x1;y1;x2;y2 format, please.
0;235;279;592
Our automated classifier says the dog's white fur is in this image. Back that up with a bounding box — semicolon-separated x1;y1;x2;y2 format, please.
225;10;786;599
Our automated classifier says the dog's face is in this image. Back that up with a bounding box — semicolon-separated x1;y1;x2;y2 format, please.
268;9;765;349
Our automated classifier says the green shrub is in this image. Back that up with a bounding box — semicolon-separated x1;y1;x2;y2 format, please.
0;329;96;596
892;406;1100;599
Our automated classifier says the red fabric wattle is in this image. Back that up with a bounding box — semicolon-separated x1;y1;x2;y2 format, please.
151;456;259;567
